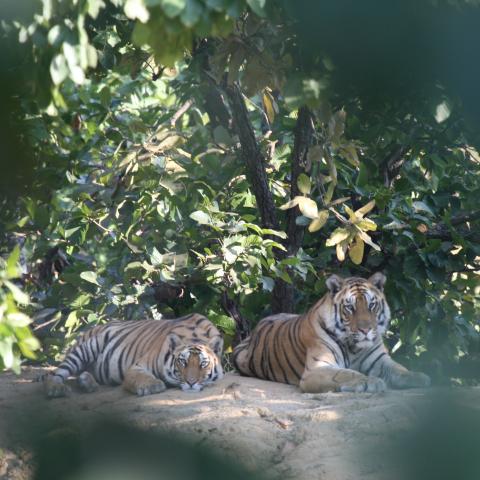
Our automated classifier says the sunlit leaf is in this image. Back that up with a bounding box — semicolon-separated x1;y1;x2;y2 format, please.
297;173;311;195
190;211;211;225
357;219;377;231
80;271;101;286
297;197;318;219
262;89;276;124
4;281;29;305
326;227;350;246
348;235;364;265
336;239;348;261
279;197;301;210
355;229;381;251
355;200;376;218
308;210;329;232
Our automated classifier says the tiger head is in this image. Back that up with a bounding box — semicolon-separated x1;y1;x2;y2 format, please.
325;272;391;350
168;341;224;392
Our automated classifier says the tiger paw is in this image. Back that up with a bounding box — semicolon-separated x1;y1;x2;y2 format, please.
391;371;431;389
339;376;387;393
135;380;166;397
43;375;70;399
78;372;99;393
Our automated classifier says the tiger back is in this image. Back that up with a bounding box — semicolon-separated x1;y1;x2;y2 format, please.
233;273;430;393
43;314;224;398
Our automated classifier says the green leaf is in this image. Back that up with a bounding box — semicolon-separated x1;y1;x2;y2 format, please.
261;229;287;239
87;0;106;19
161;0;187;18
435;100;451;123
190;211;210;225
6;313;31;328
297;173;311;195
50;54;68;85
80;271;101;286
4;281;29;305
261;276;275;292
180;0;203;26
124;0;150;22
412;201;434;216
5;247;20;280
246;0;266;17
150;247;164;266
213;125;233;145
65;310;78;329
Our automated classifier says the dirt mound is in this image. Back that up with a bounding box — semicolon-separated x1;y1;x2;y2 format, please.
1;368;473;480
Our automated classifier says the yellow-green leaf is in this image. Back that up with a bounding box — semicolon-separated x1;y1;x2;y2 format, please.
340;144;360;167
279;197;301;210
297;173;311;195
297;197;318;219
262;89;276;124
356;229;381;251
324;182;336;205
326;227;350;246
308;210;329;232
355;200;376;218
348;235;364;265
336;239;348;261
344;205;358;222
357;219;377;231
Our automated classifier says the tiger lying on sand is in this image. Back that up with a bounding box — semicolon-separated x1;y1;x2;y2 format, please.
233;273;430;393
43;314;224;398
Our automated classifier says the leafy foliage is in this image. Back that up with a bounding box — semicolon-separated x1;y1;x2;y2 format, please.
0;0;479;378
0;248;40;372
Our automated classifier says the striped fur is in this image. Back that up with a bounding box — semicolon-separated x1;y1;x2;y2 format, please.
44;314;224;398
233;273;430;393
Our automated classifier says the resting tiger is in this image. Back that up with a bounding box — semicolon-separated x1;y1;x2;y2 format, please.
43;314;224;398
233;273;430;393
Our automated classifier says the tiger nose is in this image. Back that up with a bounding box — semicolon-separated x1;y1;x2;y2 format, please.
358;327;370;334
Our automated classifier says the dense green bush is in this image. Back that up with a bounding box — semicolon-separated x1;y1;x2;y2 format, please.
0;0;478;378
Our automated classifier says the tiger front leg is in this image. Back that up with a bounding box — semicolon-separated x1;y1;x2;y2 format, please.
376;357;431;389
300;366;386;394
43;373;70;399
122;366;167;397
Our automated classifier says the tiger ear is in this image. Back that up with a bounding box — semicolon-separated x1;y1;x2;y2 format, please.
326;274;344;295
168;333;182;350
368;272;386;291
211;338;224;357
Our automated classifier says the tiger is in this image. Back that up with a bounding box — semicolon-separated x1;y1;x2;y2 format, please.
43;314;224;398
233;273;430;393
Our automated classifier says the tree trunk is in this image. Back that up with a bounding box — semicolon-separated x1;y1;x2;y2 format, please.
271;107;314;313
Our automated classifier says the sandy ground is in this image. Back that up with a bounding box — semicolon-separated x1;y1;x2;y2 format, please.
1;368;478;480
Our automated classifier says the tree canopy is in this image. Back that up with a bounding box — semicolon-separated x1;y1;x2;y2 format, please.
0;0;479;380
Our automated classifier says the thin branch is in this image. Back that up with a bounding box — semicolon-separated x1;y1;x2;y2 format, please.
170;99;194;128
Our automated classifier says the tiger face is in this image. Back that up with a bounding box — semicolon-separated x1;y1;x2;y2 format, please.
326;272;391;350
171;345;223;392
